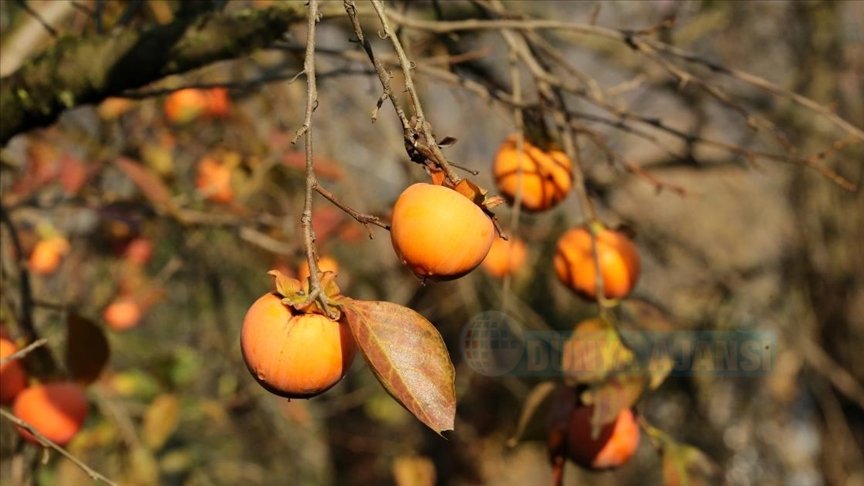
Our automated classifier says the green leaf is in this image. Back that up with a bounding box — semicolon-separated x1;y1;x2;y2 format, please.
341;299;456;434
65;313;110;384
142;394;180;451
643;422;723;486
129;445;160;485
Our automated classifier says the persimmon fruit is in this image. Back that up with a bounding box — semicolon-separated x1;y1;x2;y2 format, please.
390;183;495;280
481;236;528;278
104;298;142;331
97;97;133;120
164;88;208;124
554;225;640;300
566;405;640;470
298;256;340;282
13;382;89;446
123;237;153;266
0;338;28;404
205;88;231;118
493;134;573;212
240;293;356;398
196;156;234;203
28;237;70;275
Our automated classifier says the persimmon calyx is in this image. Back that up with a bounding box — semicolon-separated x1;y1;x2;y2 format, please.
267;269;343;319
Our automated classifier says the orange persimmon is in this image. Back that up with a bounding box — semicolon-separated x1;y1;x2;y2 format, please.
566;406;640;470
240;293;356;398
28;237;71;275
0;338;28;404
493;134;573;212
103;298;142;331
164;88;208;124
554;225;640;300
13;382;89;446
481;236;528;278
390;183;494;280
298;256;340;282
205;87;231;118
195;156;234;204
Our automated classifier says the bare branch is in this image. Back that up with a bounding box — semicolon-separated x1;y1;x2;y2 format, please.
0;409;118;486
296;0;335;317
0;338;47;367
0;205;56;373
314;183;390;234
1;3;307;144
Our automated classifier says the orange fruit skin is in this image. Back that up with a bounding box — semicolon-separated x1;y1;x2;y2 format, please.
195;157;234;203
13;382;89;446
298;256;340;282
164;89;208;124
123;238;153;266
205;88;231;118
567;406;640;470
28;238;70;275
0;338;28;404
97;97;133;120
554;227;640;300
104;298;142;331
481;236;528;278
390;183;495;280
493;134;574;212
240;293;356;398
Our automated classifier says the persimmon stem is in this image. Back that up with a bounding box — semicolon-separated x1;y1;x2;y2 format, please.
295;0;335;318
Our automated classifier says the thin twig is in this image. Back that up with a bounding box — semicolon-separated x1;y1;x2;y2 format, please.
344;0;410;127
0;205;56;373
345;0;466;187
306;43;854;192
294;0;334;317
369;0;462;185
642;37;864;142
16;0;59;36
389;5;863;143
388;5;862;187
314;183;390;235
0;338;47;367
498;27;597;220
0;409;118;486
500;41;523;312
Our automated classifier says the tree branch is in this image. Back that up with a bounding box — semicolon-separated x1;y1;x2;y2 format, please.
0;3;307;144
0;408;118;486
0;205;56;374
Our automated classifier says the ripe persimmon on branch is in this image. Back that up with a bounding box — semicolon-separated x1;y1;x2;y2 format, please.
1;2;861;484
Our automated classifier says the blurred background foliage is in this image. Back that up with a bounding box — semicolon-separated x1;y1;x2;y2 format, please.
0;0;862;485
